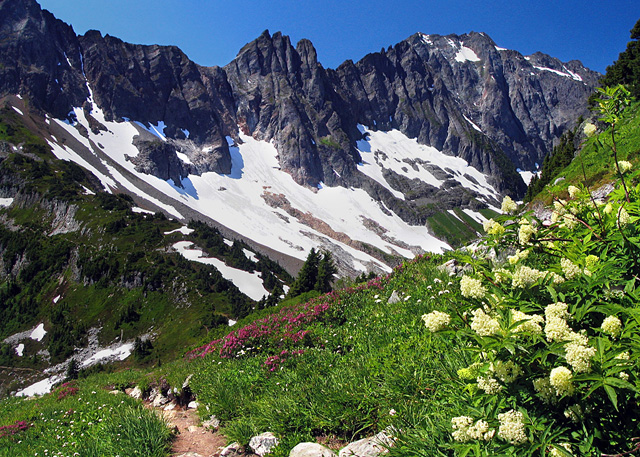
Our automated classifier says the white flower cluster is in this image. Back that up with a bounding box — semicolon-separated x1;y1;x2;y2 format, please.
460;275;487;299
548;272;565;285
492;360;522;383
518;222;536;245
483;218;505;236
545;302;570;320
565;341;596;373
567;185;581;198
470;308;500;336
421;310;451;332
618;207;630;226
618;160;632;174
511;265;545;288
560;258;581;279
477;375;502;394
601;315;622;338
544;316;572;342
507;249;529;265
617;351;630;360
493;268;510;284
549;366;574;396
544;302;573;342
497;409;528;444
560;214;578;230
551;204;569;224
511;309;544;334
501;196;518;214
583;122;597;137
451;416;495;442
543;302;596;371
549;443;573;457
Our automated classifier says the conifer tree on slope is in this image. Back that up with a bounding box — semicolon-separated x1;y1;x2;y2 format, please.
287;248;337;297
601;18;640;97
315;251;337;293
288;248;321;297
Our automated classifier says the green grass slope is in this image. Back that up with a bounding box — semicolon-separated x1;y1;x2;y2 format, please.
529;100;640;204
4;93;638;456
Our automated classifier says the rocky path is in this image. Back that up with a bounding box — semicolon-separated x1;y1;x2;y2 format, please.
145;402;227;457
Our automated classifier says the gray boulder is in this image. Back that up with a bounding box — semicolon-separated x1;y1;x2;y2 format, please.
290;442;337;457
249;432;280;456
338;430;394;457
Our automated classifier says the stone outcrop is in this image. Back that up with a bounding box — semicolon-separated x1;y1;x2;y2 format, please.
338;429;394;457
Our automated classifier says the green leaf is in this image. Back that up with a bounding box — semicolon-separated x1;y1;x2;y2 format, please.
603;384;619;410
604;376;637;391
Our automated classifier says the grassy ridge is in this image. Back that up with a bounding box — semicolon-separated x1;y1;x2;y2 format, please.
531;101;640;203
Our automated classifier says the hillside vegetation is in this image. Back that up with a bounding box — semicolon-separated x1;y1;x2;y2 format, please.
1;87;638;456
0;104;293;394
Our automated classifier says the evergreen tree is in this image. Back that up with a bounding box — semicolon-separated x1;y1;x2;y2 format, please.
266;281;284;307
314;251;337;293
524;129;576;202
287;248;320;297
65;359;79;380
600;18;640;98
229;241;255;272
133;337;153;361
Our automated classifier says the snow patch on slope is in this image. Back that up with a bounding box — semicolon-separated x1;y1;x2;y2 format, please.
463;115;482;132
30;323;46;342
533;65;583;82
455;45;481;63
164;226;195;235
46;89;458;279
81;342;134;367
16;375;63;397
518;169;539;185
173;241;268;301
356;125;499;201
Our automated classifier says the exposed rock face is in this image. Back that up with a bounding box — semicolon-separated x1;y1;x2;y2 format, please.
0;0;600;204
329;32;599;195
129;137;187;185
0;0;88;118
224;31;360;188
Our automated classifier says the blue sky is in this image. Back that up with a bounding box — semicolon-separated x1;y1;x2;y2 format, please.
38;0;639;74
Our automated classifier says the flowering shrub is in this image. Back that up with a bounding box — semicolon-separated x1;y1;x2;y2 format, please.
423;173;640;455
187;276;386;363
0;420;30;438
55;381;79;401
421;91;640;456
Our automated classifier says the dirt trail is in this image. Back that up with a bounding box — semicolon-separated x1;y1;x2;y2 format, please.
152;404;228;457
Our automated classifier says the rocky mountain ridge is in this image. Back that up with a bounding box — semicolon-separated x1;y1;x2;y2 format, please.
1;0;599;190
0;0;601;275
